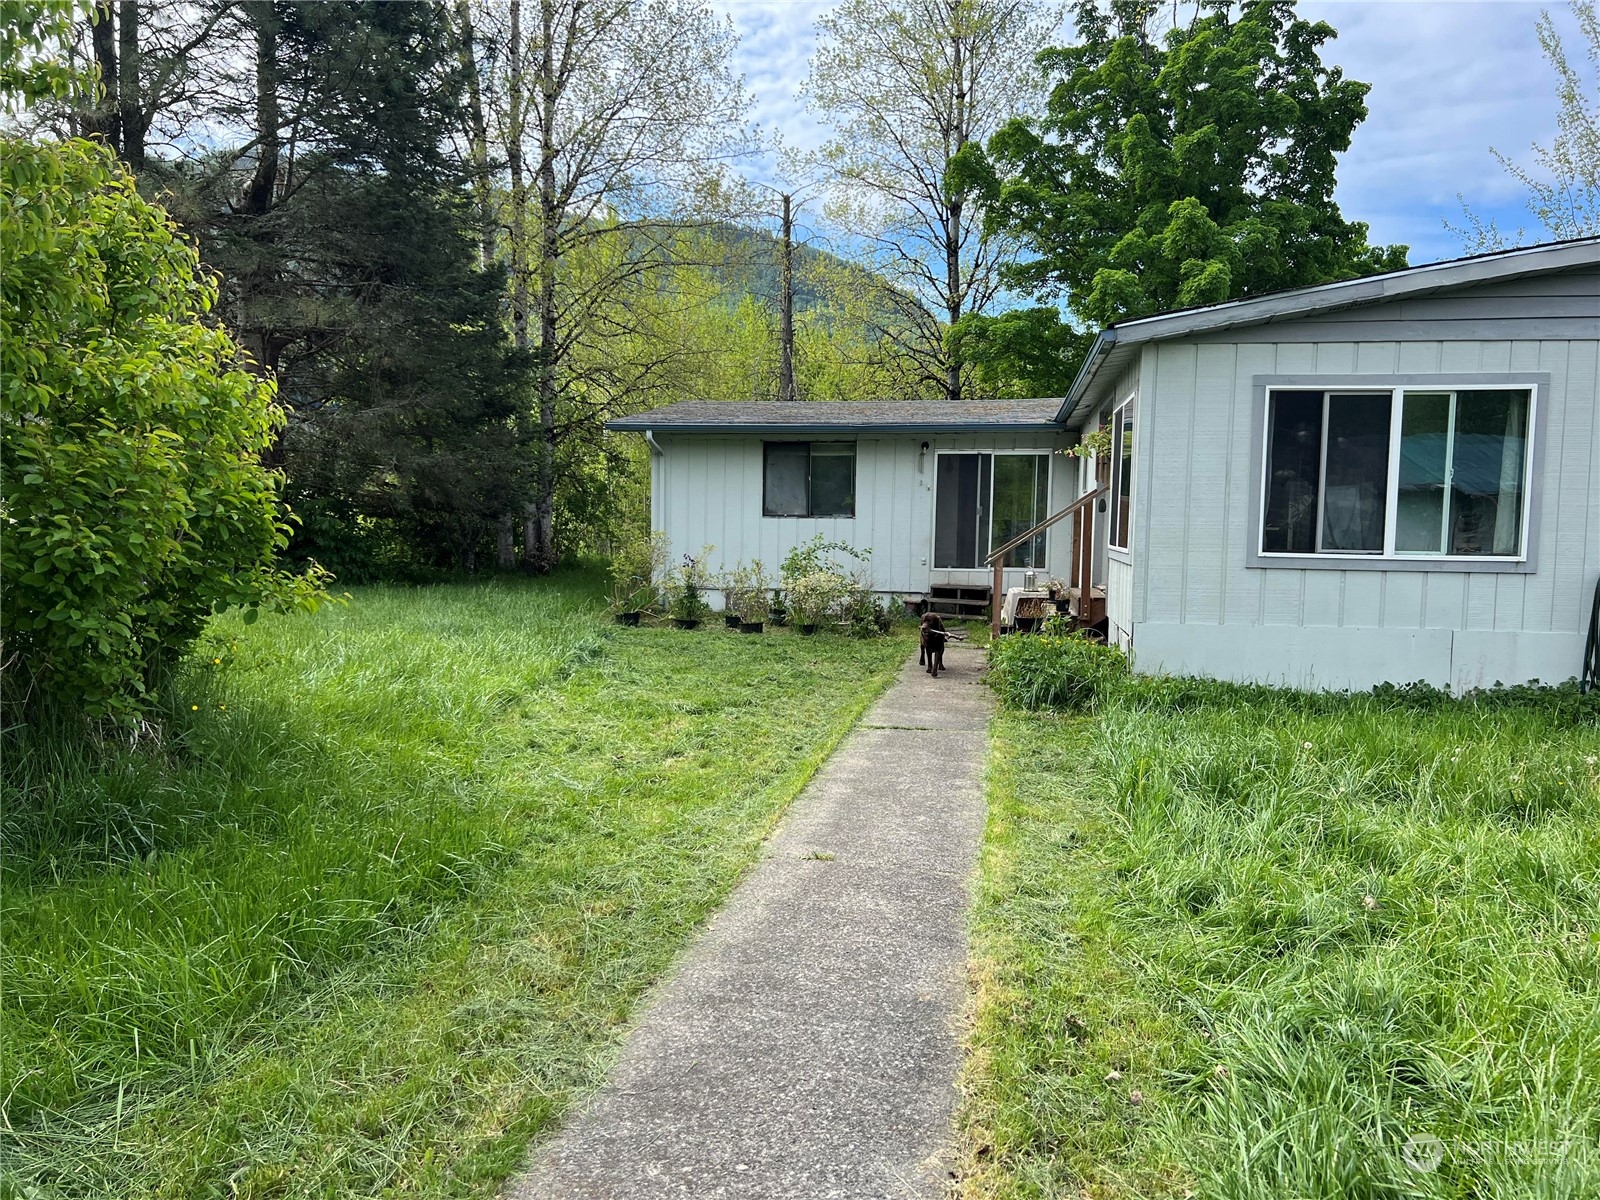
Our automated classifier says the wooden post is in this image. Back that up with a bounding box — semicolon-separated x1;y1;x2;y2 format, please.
992;557;1003;639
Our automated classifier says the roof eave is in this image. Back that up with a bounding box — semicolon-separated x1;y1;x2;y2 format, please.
1054;236;1600;426
605;420;1066;435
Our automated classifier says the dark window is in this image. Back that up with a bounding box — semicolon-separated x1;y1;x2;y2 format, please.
1109;402;1135;550
935;453;1049;569
763;442;856;518
1262;390;1323;553
1262;388;1531;558
1320;392;1391;552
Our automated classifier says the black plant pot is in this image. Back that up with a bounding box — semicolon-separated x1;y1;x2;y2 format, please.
614;611;642;626
724;612;741;628
673;618;703;630
740;621;764;634
798;624;818;635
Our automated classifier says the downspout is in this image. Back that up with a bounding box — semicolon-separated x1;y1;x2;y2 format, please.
644;430;664;458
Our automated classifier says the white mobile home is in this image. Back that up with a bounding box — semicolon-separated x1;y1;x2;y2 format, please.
609;238;1600;691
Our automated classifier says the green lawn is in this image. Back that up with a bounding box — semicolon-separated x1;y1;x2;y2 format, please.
961;687;1600;1200
1;576;910;1198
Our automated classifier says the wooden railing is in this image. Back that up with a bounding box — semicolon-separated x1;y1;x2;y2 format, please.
986;485;1109;637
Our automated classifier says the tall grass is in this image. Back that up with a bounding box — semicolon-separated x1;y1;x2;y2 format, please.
2;575;909;1197
960;683;1600;1199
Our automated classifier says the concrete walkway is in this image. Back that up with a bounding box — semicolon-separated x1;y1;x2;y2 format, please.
506;644;992;1200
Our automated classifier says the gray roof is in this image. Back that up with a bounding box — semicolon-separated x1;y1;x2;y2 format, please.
1057;236;1600;426
606;398;1063;434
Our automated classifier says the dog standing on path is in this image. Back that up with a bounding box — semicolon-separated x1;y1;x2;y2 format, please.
919;612;948;678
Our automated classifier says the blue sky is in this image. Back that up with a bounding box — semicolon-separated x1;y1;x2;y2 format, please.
712;0;1590;267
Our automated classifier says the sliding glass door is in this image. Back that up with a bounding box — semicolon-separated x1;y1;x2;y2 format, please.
934;453;1051;569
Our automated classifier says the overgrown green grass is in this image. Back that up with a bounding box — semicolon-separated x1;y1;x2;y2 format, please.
960;685;1600;1200
1;575;909;1198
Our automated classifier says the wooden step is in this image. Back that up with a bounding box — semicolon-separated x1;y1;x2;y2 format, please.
926;584;991;619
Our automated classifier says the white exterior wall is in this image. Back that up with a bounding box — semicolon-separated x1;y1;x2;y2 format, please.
1081;361;1141;649
650;430;1075;599
1126;288;1599;690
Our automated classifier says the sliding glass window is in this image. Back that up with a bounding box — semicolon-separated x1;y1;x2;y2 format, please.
763;442;856;518
1261;387;1532;559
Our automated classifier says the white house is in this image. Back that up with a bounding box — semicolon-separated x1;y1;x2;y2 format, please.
609;238;1600;691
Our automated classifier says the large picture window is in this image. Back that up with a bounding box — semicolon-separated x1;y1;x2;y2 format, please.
1261;387;1532;559
763;442;856;518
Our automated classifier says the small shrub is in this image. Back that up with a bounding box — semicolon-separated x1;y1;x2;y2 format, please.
785;570;848;629
988;630;1128;711
663;550;714;623
607;531;668;614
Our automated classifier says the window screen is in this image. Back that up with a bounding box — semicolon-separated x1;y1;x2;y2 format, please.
762;442;856;518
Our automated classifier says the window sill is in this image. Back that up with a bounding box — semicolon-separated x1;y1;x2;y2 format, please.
1107;546;1132;563
761;514;856;520
1246;552;1534;574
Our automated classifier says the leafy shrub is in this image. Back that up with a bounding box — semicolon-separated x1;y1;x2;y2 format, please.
1;136;327;722
780;533;868;583
785;570;849;628
607;531;668;614
843;585;894;638
988;630;1129;711
721;559;773;623
663;550;714;623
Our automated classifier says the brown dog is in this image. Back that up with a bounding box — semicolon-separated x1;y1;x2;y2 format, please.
919;611;948;677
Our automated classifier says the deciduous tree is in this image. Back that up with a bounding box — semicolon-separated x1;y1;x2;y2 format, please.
1;134;327;721
951;0;1407;395
463;0;755;572
1453;0;1599;250
805;0;1062;401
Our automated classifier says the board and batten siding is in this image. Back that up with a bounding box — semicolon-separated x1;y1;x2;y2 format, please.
1128;263;1599;689
1083;359;1141;649
649;430;1074;599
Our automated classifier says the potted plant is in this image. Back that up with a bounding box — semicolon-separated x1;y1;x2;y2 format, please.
666;550;714;629
607;531;668;625
738;560;771;633
722;562;751;628
787;569;846;635
779;535;869;634
769;591;790;627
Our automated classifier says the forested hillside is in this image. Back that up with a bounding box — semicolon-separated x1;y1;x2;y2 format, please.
5;0;1407;599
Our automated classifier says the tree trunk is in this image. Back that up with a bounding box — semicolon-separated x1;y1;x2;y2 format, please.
497;513;516;569
118;0;143;171
87;3;120;150
242;4;279;219
778;192;798;402
506;0;540;571
454;0;497;269
942;8;969;403
525;0;561;574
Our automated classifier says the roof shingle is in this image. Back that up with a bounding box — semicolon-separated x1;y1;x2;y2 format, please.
606;398;1063;433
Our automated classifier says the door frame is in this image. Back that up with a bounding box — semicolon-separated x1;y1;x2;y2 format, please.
929;448;1054;584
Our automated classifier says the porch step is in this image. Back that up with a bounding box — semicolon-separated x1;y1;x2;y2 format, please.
926;584;991;619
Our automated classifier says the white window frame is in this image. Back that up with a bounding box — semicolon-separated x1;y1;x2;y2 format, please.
1108;400;1135;553
930;448;1053;570
1257;382;1539;565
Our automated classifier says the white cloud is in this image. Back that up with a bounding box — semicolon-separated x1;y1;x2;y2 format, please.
714;0;1585;264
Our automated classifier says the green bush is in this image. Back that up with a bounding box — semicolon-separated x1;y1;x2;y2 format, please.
1;136;327;722
987;630;1129;711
